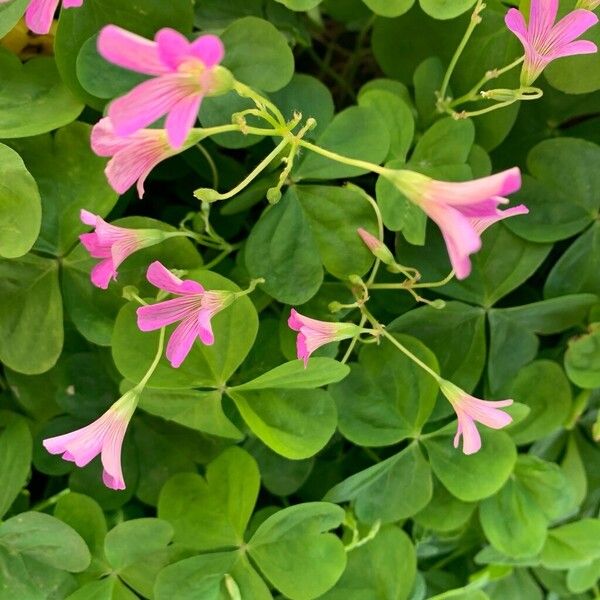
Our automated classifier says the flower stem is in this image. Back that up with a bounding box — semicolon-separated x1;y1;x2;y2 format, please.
298;139;388;175
382;329;441;382
195;143;219;190
136;328;166;390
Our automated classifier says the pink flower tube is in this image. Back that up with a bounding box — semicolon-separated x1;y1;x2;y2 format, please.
440;380;513;455
386;168;527;279
137;261;235;368
79;209;168;289
288;309;361;367
98;26;229;148
506;0;598;85
43;389;139;490
0;0;83;35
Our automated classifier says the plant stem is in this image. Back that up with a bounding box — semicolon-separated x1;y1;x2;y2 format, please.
382;330;441;382
298;139;387;175
195;143;219;190
136;328;166;390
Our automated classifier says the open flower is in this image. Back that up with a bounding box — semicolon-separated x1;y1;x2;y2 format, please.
0;0;83;35
384;168;525;279
137;261;235;368
91;117;185;198
97;25;229;148
43;389;139;490
288;309;361;367
440;380;513;455
506;0;598;85
80;209;168;289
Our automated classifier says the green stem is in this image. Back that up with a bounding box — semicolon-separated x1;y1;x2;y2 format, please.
32;488;70;512
341;313;367;363
438;0;486;105
306;46;357;100
412;270;455;288
298;139;387;175
382;329;441;382
195;143;219;190
136;328;166;390
455;98;517;118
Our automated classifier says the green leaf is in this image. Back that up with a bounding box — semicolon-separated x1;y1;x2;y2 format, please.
104;518;173;571
0;143;40;259
248;502;347;600
0;0;28;37
8;122;118;257
389;302;486;392
358;89;415;161
507;360;572;445
424;429;517;502
0;512;91;572
319;526;416;600
270;74;335;140
325;443;433;523
419;0;477;19
274;0;322;9
66;576;139;600
545;222;600;298
411;117;475;168
295;106;390;180
565;326;600;389
541;519;600;569
245;187;323;304
222;17;294;92
488;295;597;394
0;254;62;374
231;358;349;391
158;447;260;550
567;559;600;594
62;216;202;346
112;270;258;388
55;0;193;106
0;50;83;138
138;388;242;439
507;138;600;242
399;223;551;308
0;412;32;518
228;388;337;459
362;0;414;17
330;334;439;447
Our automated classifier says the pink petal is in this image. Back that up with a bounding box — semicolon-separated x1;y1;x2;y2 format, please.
422;201;481;280
471;204;529;235
550;39;598;59
166;315;201;368
156;28;192;70
107;75;190;138
79;232;110;258
25;0;60;35
547;9;599;53
137;296;198;331
464;397;514;429
90;258;116;289
190;34;225;68
505;8;530;48
529;0;559;43
454;413;482;455
288;308;303;331
100;421;127;490
80;209;98;227
97;25;168;76
296;332;310;367
146;261;204;294
197;309;215;345
91;118;130;157
165;93;203;149
62;0;83;7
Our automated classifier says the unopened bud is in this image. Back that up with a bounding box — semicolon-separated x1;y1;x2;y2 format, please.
266;187;282;204
304;117;317;130
357;228;396;266
430;299;446;310
480;88;519;102
193;188;221;203
329;301;343;313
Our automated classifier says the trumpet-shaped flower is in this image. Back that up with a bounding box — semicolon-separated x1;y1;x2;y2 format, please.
440;380;513;455
506;0;598;85
137;261;235;368
288;309;361;367
91;117;185;198
0;0;83;35
80;209;168;289
97;25;229;148
43;389;139;490
385;168;526;279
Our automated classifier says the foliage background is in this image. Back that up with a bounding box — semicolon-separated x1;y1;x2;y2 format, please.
0;0;600;598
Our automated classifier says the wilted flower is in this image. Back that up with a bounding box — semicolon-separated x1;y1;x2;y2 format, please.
79;209;168;289
440;380;513;455
98;25;230;148
384;168;525;279
137;261;235;368
91;117;183;198
43;389;139;490
0;0;83;35
506;0;598;85
288;309;361;367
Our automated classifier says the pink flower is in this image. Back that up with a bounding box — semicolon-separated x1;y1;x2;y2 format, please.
357;228;396;266
79;209;167;289
97;25;226;149
43;389;139;490
136;261;235;368
91;117;181;198
440;380;513;455
386;168;526;279
506;0;598;85
288;309;361;367
0;0;83;35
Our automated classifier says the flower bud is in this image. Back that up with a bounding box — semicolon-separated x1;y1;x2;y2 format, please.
194;188;221;203
480;88;519;102
357;228;396;266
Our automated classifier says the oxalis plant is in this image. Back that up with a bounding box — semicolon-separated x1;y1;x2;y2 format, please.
0;0;600;598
